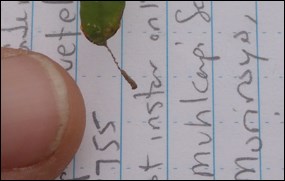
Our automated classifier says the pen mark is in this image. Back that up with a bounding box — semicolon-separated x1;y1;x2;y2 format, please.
244;15;256;24
140;4;158;8
175;42;183;45
180;98;208;103
151;136;162;140
274;112;280;116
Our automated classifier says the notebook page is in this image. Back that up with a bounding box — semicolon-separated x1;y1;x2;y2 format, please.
1;1;284;180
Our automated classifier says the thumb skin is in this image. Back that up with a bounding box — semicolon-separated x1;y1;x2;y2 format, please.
1;48;86;180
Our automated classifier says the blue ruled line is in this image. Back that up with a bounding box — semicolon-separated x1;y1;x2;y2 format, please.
210;1;216;179
30;1;34;50
120;16;124;180
255;1;263;180
75;1;79;83
166;1;169;180
72;1;80;179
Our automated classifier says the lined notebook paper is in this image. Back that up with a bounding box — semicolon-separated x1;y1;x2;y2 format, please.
1;1;284;180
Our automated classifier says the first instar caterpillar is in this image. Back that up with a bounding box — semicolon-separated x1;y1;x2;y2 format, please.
80;1;137;89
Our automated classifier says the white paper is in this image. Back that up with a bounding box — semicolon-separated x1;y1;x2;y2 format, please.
1;1;284;180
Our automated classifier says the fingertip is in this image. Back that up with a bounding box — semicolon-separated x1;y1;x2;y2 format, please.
1;48;86;180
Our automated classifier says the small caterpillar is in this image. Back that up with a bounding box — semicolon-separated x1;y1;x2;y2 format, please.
80;1;137;89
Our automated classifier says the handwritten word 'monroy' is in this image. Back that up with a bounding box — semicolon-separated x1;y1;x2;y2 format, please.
233;14;268;180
